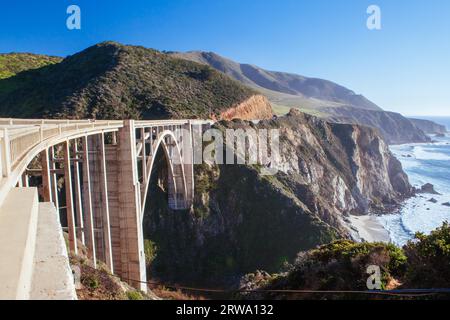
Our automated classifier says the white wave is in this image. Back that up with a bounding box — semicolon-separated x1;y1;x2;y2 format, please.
413;146;450;160
380;195;450;246
384;139;450;246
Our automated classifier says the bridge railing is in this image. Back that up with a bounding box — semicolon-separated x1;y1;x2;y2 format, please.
0;119;123;181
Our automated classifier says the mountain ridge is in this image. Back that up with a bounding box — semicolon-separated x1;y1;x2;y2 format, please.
170;51;382;112
0;42;269;120
172;51;432;144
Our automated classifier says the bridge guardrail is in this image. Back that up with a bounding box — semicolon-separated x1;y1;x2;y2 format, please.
0;119;123;191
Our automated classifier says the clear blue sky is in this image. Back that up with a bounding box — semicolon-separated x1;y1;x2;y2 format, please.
1;0;450;116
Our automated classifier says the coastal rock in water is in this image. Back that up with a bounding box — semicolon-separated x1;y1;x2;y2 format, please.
417;183;441;195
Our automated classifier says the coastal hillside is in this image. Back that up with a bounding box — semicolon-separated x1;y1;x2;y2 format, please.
170;51;381;111
324;107;432;144
409;118;448;134
143;110;412;286
0;53;62;80
0;42;271;120
173;51;431;144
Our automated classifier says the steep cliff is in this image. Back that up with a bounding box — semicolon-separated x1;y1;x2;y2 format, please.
219;95;273;120
142;110;412;286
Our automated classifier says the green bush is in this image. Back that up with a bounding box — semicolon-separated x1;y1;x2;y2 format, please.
83;275;100;290
240;240;408;299
404;222;450;288
126;291;144;300
311;240;407;277
144;239;158;266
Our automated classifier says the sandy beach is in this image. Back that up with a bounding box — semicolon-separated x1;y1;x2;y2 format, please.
347;215;391;243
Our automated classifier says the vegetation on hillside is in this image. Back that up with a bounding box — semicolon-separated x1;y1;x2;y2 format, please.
143;159;339;287
403;222;450;288
239;223;450;300
0;42;257;119
0;53;61;79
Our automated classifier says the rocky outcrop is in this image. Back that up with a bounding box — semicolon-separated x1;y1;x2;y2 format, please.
409;118;447;134
258;110;412;216
416;183;441;195
219;94;273;121
142;109;412;286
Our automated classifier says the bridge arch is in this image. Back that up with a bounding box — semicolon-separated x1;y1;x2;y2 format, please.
140;130;188;218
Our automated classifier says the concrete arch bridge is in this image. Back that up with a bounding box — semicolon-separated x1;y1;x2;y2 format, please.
0;118;211;299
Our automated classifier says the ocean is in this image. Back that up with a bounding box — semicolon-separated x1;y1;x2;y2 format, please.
379;117;450;246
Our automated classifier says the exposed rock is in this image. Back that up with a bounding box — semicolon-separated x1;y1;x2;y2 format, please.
417;183;441;195
442;202;450;207
219;94;273;121
428;198;438;203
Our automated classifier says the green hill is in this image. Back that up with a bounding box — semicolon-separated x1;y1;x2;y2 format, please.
0;53;61;80
0;42;257;119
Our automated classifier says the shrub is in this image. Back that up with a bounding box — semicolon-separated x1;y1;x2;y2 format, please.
126;291;144;300
144;239;158;266
83;275;100;290
404;222;450;288
240;240;408;299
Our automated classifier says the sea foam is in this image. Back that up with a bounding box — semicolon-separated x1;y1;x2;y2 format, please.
382;133;450;246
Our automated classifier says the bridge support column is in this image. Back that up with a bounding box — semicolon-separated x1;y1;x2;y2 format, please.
81;136;97;268
88;134;114;272
115;120;147;292
72;141;85;245
63;140;78;255
40;148;52;203
183;122;195;208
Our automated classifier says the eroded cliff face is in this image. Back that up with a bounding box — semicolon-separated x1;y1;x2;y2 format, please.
219;94;273;121
142;109;412;287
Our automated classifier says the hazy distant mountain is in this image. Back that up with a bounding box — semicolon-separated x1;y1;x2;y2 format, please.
409;118;448;134
170;51;382;112
172;51;431;144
